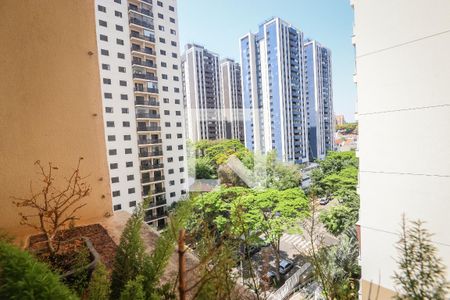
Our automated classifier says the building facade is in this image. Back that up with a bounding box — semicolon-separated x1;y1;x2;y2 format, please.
181;44;224;142
335;114;346;126
353;0;450;298
220;58;244;143
240;17;309;164
304;40;335;161
94;0;187;229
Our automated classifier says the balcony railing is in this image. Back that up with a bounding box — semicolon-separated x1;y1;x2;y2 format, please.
133;73;157;81
128;6;153;17
149;198;167;208
130;32;156;43
136;112;160;119
139;151;163;158
136;125;161;131
135;99;160;106
144;210;168;222
141;175;165;184
134;86;158;93
129;17;154;30
132;60;157;69
137;138;162;145
140;163;164;171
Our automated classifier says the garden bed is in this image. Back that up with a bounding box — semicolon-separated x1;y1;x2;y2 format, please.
28;224;117;269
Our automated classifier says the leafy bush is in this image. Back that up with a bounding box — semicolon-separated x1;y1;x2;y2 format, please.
87;262;110;300
0;241;78;300
120;276;145;300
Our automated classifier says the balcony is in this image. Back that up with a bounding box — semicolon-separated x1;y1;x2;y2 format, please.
140;163;164;171
144;210;168;222
128;6;153;17
129;17;154;30
141;175;165;184
130;32;156;43
135;99;160;106
137;138;162;145
149;198;167;208
139;151;163;158
134;86;158;94
136;112;160;119
133;72;157;81
136;125;161;132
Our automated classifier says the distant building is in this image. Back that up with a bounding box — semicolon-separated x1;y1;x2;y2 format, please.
353;0;450;297
335;115;346;126
304;40;335;161
181;44;224;142
240;17;309;164
220;59;244;143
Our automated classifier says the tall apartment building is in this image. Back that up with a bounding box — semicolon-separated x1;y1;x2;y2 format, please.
240;17;309;164
181;44;224;142
304;40;335;161
220;58;245;143
94;0;187;229
353;0;450;298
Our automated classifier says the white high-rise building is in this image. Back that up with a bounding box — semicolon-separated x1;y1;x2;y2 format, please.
94;0;187;229
220;58;244;143
240;17;309;164
304;40;335;161
181;44;224;142
353;0;450;298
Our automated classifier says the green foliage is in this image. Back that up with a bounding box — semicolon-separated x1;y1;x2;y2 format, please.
336;122;358;134
393;218;449;299
320;205;356;236
120;275;145;300
87;262;110;300
110;203;146;299
0;241;78;300
195;157;217;179
260;150;302;190
67;247;90;296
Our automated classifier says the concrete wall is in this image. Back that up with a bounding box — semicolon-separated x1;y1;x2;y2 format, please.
353;0;450;296
0;0;112;233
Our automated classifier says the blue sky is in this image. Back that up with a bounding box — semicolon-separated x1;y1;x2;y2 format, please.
178;0;356;121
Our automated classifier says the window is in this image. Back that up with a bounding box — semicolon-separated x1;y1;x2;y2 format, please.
162;86;168;92
171;41;177;47
99;20;107;27
123;121;130;127
100;34;108;41
105;107;113;113
168;157;173;162
119;80;127;86
124;135;131;140
170;28;176;34
103;78;111;84
181;190;187;195
98;5;106;12
157;1;163;7
121;108;129;114
162;74;168;79
110;163;118;169
176;122;182;127
173;76;179;81
129;201;136;207
111;177;119;183
104;92;112;99
167;145;172;151
172;53;177;58
165;122;170;127
128;188;135;194
180;178;185;183
120;94;128;100
102;64;110;70
118;52;125;59
112;191;120;197
158;25;164;31
177;133;182;138
160;49;166;55
161;62;167;67
179;156;184;161
168;169;174;174
163;98;169;103
126;161;133;167
169;5;175;11
125;148;132;154
175;99;180;104
116;38;124;45
175;111;181;116
174;87;180;93
106;121;114;127
173;64;178;70
170;192;176;197
170;17;175;23
114;0;121;3
115;11;122;18
158;13;164;19
178;144;183;150
108;135;116;141
101;49;109;56
109;149;117;155
180;167;185;173
159;37;165;43
113;204;122;211
118;66;126;73
164;110;170;115
127;174;134;181
169;180;175;186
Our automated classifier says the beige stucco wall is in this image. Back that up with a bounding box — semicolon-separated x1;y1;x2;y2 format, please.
361;280;396;300
0;0;112;234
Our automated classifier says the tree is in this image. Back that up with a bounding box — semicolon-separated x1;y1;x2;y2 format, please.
87;262;110;300
319;205;355;236
262;150;302;190
120;276;145;300
110;203;146;298
12;158;90;256
0;240;78;300
195;157;217;179
393;217;449;299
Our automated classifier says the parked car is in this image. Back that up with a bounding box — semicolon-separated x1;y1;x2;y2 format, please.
319;197;330;205
279;259;294;275
262;270;277;286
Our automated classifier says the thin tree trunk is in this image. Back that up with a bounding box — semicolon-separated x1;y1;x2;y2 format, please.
178;229;187;300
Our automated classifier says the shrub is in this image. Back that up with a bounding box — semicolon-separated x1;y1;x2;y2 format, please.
119;275;145;300
87;262;110;300
0;241;78;300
